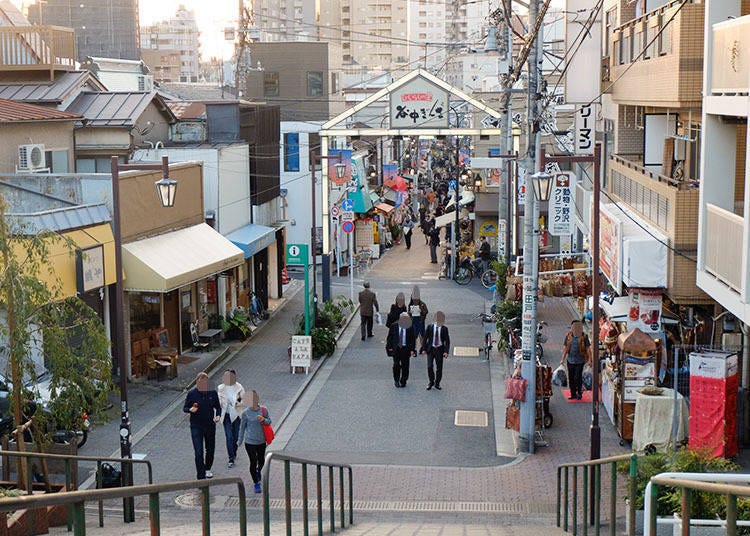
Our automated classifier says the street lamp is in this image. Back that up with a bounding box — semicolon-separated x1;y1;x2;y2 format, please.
110;155;174;522
309;150;344;317
519;170;552;454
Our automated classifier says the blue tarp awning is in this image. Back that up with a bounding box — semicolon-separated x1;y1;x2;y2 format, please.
226;224;276;259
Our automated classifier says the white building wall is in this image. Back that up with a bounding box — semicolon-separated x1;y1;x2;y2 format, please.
280;121;322;264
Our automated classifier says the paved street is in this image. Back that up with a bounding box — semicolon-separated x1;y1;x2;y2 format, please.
72;234;630;533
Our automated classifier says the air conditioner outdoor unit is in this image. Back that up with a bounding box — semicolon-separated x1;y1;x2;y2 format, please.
17;144;46;171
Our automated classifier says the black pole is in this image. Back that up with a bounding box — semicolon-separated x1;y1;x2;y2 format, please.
110;156;134;523
589;144;602;525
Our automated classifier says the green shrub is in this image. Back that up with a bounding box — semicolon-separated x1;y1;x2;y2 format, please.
310;327;336;358
493;300;521;348
619;447;741;519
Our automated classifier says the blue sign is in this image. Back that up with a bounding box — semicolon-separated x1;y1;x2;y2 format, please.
341;199;354;211
449;179;457;191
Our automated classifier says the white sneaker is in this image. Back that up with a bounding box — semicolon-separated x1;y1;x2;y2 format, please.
205;470;213;478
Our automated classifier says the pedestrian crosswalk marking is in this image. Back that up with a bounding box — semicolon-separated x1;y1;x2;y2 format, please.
454;410;489;427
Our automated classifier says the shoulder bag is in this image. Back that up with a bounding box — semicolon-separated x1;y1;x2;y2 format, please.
260;406;274;445
504;375;527;402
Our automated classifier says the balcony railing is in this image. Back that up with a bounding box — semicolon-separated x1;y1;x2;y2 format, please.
711;15;750;95
0;25;76;76
609;0;704;106
705;204;744;292
611;154;697;190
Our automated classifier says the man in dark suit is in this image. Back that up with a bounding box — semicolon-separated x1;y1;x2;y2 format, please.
420;311;450;390
386;312;416;388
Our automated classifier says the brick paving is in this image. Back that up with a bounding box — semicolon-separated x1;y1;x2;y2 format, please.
71;234;631;534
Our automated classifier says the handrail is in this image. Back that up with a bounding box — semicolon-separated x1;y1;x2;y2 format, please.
1;449;153;530
261;451;353;536
557;453;638;536
0;477;247;536
645;472;750;536
611;154;699;189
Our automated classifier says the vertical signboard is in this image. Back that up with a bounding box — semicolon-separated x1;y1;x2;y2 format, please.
564;1;602;103
627;288;663;333
549;172;575;236
574;104;595;155
599;204;622;293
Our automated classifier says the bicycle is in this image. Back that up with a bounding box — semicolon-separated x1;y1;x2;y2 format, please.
474;311;498;360
445;256;499;288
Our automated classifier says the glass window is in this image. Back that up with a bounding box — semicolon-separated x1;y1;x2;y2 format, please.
284;132;300;172
264;72;279;97
307;71;323;97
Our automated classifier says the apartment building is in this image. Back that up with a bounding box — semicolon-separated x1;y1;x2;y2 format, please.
597;0;710;326
26;0;139;62
140;5;201;83
697;0;750;353
251;0;317;42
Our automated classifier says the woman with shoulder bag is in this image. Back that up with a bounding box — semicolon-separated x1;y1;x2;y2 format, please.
560;320;592;400
238;390;272;494
385;292;407;328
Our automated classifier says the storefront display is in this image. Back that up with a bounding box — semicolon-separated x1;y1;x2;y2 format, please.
613;329;657;443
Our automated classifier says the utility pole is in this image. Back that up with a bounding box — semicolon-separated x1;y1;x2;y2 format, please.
519;0;543;455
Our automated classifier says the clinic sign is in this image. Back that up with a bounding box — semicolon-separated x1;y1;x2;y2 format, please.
390;77;449;128
549;172;575;236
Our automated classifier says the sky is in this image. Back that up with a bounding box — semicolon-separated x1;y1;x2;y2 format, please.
11;0;238;60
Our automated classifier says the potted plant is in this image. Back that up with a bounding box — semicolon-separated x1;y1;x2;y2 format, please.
221;308;251;340
390;223;402;244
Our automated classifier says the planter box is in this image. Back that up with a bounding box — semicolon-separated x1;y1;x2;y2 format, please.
0;483;68;536
1;442;77;480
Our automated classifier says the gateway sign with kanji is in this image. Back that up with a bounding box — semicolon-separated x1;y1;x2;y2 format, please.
390;78;449;128
549;172;575;236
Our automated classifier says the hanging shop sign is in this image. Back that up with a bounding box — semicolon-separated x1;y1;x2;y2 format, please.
627;288;663;333
76;244;105;294
574;104;595;155
390;77;449;128
549;172;575;237
517;167;527;205
599;204;622;294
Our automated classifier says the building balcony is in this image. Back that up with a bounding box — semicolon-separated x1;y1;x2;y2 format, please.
710;15;750;96
609;154;705;304
0;25;76;79
609;0;704;108
704;204;744;293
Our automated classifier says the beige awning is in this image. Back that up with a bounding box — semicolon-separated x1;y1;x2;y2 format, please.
122;223;244;292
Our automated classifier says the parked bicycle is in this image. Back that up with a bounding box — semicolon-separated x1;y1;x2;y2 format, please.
440;256;498;288
503;318;546;362
474;311;498;360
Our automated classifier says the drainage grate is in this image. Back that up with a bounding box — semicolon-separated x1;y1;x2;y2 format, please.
453;346;479;357
454;410;489;427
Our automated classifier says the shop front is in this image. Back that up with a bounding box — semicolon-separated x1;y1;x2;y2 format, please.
226;223;278;310
123;222;244;356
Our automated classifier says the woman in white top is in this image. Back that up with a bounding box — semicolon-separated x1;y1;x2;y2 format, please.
217;369;245;468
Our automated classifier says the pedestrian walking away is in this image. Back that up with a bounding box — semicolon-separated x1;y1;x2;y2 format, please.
402;214;415;249
238;390;272;493
217;369;245;469
408;285;428;344
385;291;407;328
561;320;592;400
358;281;379;340
386;312;416;388
183;372;222;479
472;235;492;273
420;311;450;390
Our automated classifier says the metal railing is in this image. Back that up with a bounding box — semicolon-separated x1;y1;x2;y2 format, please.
557;453;637;536
0;449;153;533
0;476;246;536
646;473;750;535
262;452;353;536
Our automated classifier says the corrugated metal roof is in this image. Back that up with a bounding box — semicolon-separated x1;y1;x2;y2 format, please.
67;91;175;127
0;71;106;104
0;98;81;122
7;204;111;233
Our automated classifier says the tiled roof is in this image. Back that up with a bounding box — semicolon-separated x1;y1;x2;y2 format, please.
0;98;81;122
0;71;106;104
